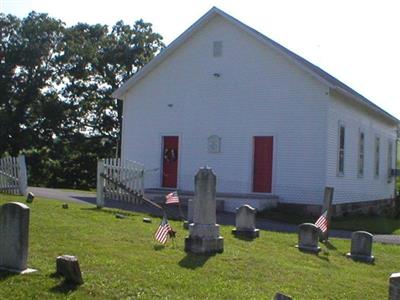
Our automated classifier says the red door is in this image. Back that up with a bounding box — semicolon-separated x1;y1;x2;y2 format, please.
253;136;273;193
162;136;179;188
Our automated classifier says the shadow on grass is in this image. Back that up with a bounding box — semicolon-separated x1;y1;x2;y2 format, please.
49;273;81;294
233;234;257;242
322;241;337;251
178;253;213;270
78;201;185;222
0;270;16;281
80;207;136;218
154;245;165;251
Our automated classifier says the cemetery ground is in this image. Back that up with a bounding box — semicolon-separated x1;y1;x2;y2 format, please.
260;209;400;235
1;194;400;299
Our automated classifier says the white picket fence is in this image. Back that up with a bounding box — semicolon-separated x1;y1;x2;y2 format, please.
96;158;145;207
0;155;28;196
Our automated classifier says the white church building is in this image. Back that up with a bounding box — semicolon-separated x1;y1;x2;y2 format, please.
113;7;399;215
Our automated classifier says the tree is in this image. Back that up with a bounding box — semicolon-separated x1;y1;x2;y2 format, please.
0;12;164;189
0;12;65;155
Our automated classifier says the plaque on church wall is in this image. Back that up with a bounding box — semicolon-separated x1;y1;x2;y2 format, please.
207;135;221;153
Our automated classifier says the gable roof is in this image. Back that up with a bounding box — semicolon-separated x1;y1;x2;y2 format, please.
113;7;399;125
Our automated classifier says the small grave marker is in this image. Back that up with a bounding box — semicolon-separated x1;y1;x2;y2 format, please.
274;292;292;300
296;223;321;254
56;255;83;285
183;199;194;229
346;231;374;263
232;205;259;238
26;192;35;203
389;273;400;300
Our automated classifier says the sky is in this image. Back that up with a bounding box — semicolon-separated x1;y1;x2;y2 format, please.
1;0;400;120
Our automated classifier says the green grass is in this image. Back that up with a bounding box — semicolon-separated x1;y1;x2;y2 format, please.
259;209;400;235
0;193;400;299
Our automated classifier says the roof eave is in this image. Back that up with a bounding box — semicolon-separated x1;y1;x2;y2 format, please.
332;86;399;125
112;7;221;100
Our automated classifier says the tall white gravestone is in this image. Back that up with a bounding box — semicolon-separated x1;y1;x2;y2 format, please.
184;167;224;254
0;202;36;273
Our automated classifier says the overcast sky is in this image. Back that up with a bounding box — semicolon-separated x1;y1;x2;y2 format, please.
2;0;399;119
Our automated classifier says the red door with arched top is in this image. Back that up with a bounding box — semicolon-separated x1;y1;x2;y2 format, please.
162;136;179;188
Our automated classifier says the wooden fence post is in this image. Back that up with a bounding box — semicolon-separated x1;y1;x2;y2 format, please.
17;155;28;196
96;160;105;208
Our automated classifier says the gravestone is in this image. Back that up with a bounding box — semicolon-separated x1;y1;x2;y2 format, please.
56;255;83;285
389;273;400;300
0;202;36;273
62;203;69;209
232;205;259;238
184;167;224;254
183;199;194;229
26;192;35;203
346;231;374;263
296;223;321;253
274;292;292;300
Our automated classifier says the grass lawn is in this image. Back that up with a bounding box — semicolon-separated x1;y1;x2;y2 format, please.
1;193;400;299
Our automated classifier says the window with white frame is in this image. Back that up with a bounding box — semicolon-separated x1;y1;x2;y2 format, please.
374;136;380;177
358;131;365;177
388;140;393;181
338;124;345;175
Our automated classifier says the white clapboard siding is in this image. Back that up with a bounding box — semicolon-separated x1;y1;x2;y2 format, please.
0;155;28;196
96;158;144;207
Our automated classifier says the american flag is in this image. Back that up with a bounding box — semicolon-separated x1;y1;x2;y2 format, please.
315;210;328;233
155;216;172;244
165;191;179;204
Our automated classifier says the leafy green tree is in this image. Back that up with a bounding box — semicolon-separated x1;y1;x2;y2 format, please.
1;12;164;189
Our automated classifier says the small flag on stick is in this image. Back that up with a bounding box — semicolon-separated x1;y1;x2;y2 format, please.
155;216;172;244
165;191;179;204
315;210;328;233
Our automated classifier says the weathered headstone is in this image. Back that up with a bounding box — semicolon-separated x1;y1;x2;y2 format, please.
296;223;321;253
0;202;36;273
346;231;374;263
232;205;259;238
389;273;400;300
184;167;224;254
56;255;84;285
183;199;194;229
115;213;126;219
62;203;69;209
143;218;152;223
274;292;292;300
26;192;35;203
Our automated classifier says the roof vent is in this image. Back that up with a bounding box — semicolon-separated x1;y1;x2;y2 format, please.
213;41;223;57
